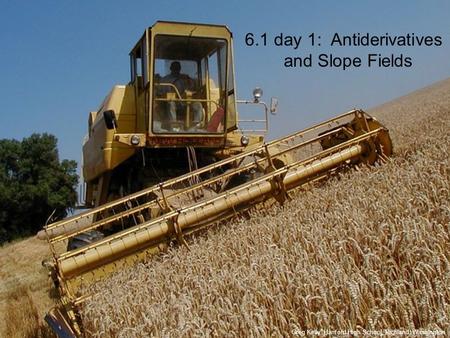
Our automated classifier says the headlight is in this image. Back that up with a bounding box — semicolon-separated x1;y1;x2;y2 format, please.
130;135;140;146
241;135;250;146
253;87;263;102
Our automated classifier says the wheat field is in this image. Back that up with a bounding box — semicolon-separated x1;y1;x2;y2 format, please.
1;79;448;338
0;237;56;337
79;78;450;337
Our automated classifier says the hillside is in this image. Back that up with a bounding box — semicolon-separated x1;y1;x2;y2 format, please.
80;78;450;336
1;78;449;337
0;237;55;337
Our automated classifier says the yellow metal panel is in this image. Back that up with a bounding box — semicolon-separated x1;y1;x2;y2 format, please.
105;142;136;170
83;85;137;181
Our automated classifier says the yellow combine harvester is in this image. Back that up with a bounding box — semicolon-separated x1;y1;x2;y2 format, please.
39;21;392;337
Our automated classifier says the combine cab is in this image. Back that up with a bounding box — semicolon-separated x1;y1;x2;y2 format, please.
39;21;392;337
81;21;267;210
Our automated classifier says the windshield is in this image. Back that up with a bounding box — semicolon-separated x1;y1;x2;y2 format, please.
152;35;227;134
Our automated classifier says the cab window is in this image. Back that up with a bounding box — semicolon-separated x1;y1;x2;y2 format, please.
130;38;148;88
152;35;227;134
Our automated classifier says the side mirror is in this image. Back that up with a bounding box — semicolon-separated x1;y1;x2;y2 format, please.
270;98;279;115
103;110;117;130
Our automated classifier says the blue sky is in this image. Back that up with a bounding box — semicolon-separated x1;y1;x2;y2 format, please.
0;0;449;166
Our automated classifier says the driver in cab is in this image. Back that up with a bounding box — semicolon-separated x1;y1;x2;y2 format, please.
159;61;203;127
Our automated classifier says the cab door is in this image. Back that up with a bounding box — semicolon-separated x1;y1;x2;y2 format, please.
130;32;150;133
